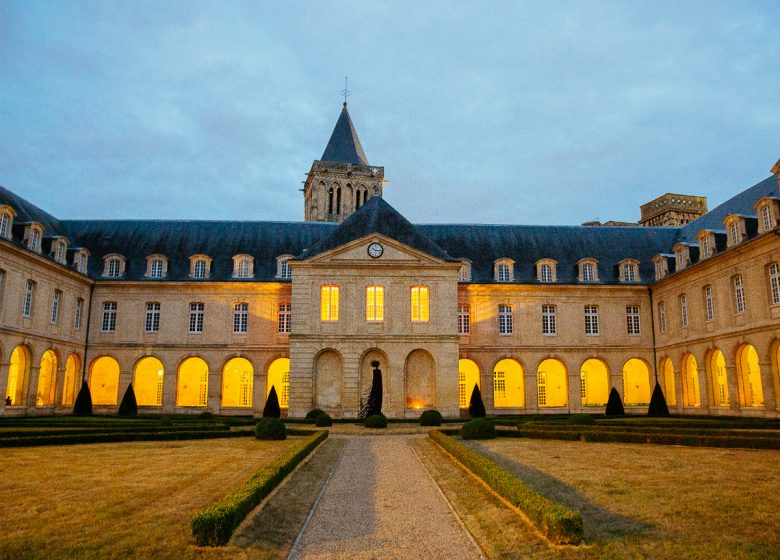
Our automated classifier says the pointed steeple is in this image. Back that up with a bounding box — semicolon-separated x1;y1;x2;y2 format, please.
321;103;369;165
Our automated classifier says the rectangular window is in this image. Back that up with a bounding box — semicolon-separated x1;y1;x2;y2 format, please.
704;285;715;321
580;371;587;401
658;301;667;333
497;264;510;282
366;285;384;321
542;304;556;335
493;371;506;401
680;294;688;327
320;285;339;321
189;302;204;333
150;259;164;278
101;301;117;332
278;303;291;333
458;371;467;408
54;242;65;264
540;264;553;283
761;205;773;232
626;305;641;335
280;259;291;279
584;305;599;335
50;290;61;324
769;263;780;305
193;260;206;279
582;263;594;282
537;371;547;406
410;286;429;322
458;304;470;335
624;263;635;283
0;213;8;238
29;228;41;252
729;222;739;245
701;235;711;258
733;275;746;313
498;304;513;335
107;259;121;278
145;302;160;333
74;297;83;330
22;280;35;318
233;302;248;333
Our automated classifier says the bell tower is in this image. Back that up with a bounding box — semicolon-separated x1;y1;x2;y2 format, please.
303;103;385;222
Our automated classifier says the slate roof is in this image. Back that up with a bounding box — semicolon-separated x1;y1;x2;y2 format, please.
320;104;369;165
0;185;68;237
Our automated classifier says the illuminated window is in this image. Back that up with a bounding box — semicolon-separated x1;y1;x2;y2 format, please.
626;305;640;335
410;286;429;322
50;290;61;324
458;370;466;408
494;371;506;401
321;285;339;321
769;263;780;305
458;359;480;408
498;304;513;335
366;285;384;321
537;371;546;406
584;305;599;335
74;297;83;330
134;356;165;406
101;301;117;332
222;357;254;408
177;357;208;407
542;304;556;335
704;285;715;321
278;303;291;333
733;275;746;313
233;302;248;333
658;301;666;333
266;358;290;409
22;280;34;318
145;302;160;333
679;294;688;327
458;304;470;335
189;302;204;333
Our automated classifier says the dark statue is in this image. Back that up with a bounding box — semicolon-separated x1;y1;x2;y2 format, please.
360;360;383;418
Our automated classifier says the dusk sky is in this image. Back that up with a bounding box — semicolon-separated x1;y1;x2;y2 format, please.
1;1;778;225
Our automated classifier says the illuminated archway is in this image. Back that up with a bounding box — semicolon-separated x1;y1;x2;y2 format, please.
177;357;209;407
736;344;763;407
493;358;524;408
682;353;701;407
622;358;651;406
314;350;342;409
580;358;609;406
406;350;436;409
222;357;255;408
708;350;729;406
36;350;57;406
61;354;80;406
537;358;567;407
5;345;31;406
90;356;120;406
458;358;480;409
134;357;165;406
660;357;676;406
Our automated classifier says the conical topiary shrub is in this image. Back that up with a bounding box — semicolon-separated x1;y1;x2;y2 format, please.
117;383;138;417
263;386;281;418
605;387;625;416
648;383;670;416
73;380;93;416
468;384;486;418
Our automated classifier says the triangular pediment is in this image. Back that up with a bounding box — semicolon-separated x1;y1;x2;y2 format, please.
302;233;448;265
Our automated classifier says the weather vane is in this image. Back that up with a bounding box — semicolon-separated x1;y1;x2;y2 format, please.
341;76;351;105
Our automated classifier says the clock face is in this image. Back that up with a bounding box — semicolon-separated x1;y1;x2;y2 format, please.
367;242;384;258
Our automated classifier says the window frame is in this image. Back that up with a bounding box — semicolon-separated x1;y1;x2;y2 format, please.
769;263;780;306
410;285;430;322
50;289;61;324
679;294;689;327
366;285;385;322
584;305;599;336
101;301;117;333
74;297;83;330
498;304;513;336
232;254;255;279
541;304;556;335
145;302;161;333
189;255;212;279
189;302;205;333
320;285;340;322
704;285;715;322
658;301;667;333
278;302;291;334
626;305;641;336
457;303;470;335
22;279;35;318
733;275;746;314
233;302;249;334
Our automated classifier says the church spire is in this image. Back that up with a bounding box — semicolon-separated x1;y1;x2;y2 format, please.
320;103;369;165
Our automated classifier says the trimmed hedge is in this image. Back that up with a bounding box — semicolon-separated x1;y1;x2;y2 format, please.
364;414;388;429
461;418;496;440
430;430;582;545
314;413;333;427
305;409;326;422
419;410;443;426
255;418;286;440
0;424;230;439
191;430;328;546
0;428;252;448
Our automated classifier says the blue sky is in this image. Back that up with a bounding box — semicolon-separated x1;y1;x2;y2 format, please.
1;1;778;225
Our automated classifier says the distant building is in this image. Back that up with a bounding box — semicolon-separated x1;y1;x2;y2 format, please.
1;104;778;418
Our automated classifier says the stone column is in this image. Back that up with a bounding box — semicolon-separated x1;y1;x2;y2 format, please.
726;364;741;414
759;359;776;410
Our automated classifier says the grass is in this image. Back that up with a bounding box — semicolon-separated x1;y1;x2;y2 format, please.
425;436;779;559
0;437;306;560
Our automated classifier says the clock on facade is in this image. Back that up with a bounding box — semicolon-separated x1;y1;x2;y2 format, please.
367;242;384;258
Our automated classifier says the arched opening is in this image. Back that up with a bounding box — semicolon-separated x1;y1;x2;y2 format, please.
221;357;254;408
327;187;334;214
580;358;609;406
335;186;342;214
36;350;57;406
622;358;651;406
660;357;676;406
360;349;389;412
355;189;360;209
176;357;209;407
363;189;369;205
406;350;436;409
89;356;120;406
493;358;524;408
458;358;480;409
265;358;289;409
5;345;31;406
134;356;164;406
682;353;701;406
708;349;729;406
314;350;342;409
537;358;567;407
61;354;80;406
736;344;763;407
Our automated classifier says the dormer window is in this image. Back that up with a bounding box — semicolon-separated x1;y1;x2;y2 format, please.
233;254;254;279
674;244;690;271
73;249;90;274
0;205;15;239
276;254;294;279
189;255;212;279
52;238;68;265
724;215;745;247
458;259;472;282
618;259;640;283
102;254;126;278
653;255;669;280
535;259;558;283
577;259;598;283
754;197;779;234
697;231;715;259
494;259;515;283
26;223;43;253
145;255;168;279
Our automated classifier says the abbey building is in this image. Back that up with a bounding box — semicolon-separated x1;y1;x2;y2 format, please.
1;104;778;418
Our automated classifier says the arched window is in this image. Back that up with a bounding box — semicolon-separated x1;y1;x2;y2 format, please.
177;357;209;407
537;358;567;407
577;259;598;283
5;345;31;406
89;356;120;406
536;259;558;283
458;359;481;409
222;357;254;408
36;350;57;406
736;344;763;407
708;350;729;406
580;358;609;406
0;205;15;239
682;353;701;406
52;238;68;264
189;255;212;279
146;255;168;279
493;358;524;408
266;358;289;409
622;358;651;406
102;254;126;278
328;187;334;214
134;356;165;406
494;258;514;282
61;354;80;406
660;357;676;406
336;186;342;214
26;223;43;253
276;255;293;279
232;255;254;279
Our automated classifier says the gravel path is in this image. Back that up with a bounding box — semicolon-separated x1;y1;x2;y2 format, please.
290;435;483;560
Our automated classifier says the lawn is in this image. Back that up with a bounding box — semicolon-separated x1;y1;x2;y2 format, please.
0;437;305;560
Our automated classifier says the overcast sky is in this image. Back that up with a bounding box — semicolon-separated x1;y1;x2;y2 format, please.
1;1;778;225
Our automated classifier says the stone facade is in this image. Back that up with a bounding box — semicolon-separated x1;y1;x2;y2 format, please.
640;193;709;227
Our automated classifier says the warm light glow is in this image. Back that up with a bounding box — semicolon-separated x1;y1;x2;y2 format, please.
366;285;384;321
661;357;677;406
90;356;120;406
458;358;480;408
134;356;165;406
682;353;701;406
177;357;208;407
36;350;57;406
709;350;729;406
493;358;524;408
405;350;436;409
61;354;79;406
222;357;254;408
5;345;30;406
266;358;289;408
410;286;430;322
737;344;763;407
580;358;609;406
320;285;339;321
622;358;650;405
537;358;567;407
